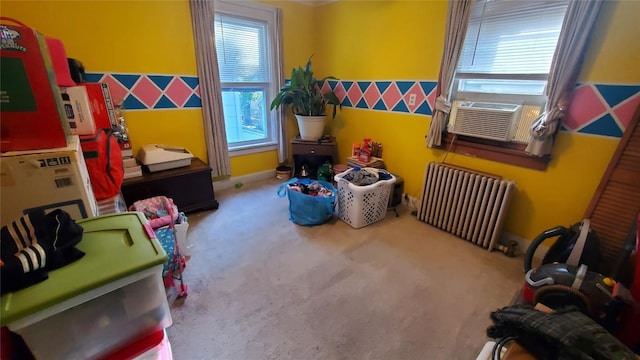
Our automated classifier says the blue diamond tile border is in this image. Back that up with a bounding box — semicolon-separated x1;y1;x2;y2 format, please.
148;75;173;91
84;72;637;138
86;72;202;111
579;114;623;137
85;73;104;82
595;84;640;108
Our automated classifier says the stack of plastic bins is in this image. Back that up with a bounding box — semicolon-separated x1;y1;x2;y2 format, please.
0;212;172;360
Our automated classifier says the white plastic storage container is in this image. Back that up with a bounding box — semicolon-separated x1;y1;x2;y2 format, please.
9;267;171;360
334;168;396;229
0;213;171;360
174;212;190;256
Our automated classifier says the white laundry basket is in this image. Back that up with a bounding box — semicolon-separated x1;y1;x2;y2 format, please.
334;168;396;229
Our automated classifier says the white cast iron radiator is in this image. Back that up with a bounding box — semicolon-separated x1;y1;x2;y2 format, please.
417;162;515;251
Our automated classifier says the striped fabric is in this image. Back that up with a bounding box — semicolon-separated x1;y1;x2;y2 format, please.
1;212;48;273
0;209;84;294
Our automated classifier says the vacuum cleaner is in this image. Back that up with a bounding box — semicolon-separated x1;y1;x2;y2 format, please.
522;219;609;319
523;263;616;319
523;219;600;273
523;215;640;353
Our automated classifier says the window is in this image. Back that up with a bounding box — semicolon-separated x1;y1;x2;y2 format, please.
449;0;568;147
456;1;568;96
215;1;280;153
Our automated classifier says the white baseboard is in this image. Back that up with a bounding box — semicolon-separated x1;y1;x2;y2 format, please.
214;169;275;191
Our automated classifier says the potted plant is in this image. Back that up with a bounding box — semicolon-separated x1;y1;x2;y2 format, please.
270;57;342;140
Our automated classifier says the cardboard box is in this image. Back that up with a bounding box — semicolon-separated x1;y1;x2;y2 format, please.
60;86;96;135
0;135;98;226
81;83;117;130
0;21;70;151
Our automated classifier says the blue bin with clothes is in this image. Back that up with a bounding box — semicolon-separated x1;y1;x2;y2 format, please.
277;178;337;226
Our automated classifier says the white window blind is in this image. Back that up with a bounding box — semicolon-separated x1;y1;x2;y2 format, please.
215;14;269;83
457;0;568;76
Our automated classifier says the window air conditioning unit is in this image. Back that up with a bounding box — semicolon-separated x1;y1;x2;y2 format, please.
450;101;522;142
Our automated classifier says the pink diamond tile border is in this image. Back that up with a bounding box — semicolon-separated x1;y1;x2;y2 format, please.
165;78;192;108
347;83;363;106
101;74;129;107
82;73;636;139
382;82;402;109
130;76;162;109
404;83;426;113
320;82;332;95
564;84;607;131
613;93;640;130
426;86;437;113
334;82;347;103
363;83;380;108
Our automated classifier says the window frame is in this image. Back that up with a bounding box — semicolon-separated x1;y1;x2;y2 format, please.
435;133;551;170
215;0;280;156
442;0;568;170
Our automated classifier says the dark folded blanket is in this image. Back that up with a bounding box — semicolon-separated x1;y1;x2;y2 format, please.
1;209;84;294
487;304;637;360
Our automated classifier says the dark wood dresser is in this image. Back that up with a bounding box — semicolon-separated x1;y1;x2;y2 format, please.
291;136;338;179
121;157;219;213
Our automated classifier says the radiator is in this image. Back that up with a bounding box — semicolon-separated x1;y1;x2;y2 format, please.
417;162;515;251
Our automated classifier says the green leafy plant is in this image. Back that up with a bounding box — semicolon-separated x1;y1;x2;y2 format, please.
270;57;342;119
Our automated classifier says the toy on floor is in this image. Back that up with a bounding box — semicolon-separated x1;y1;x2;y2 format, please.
130;196;188;299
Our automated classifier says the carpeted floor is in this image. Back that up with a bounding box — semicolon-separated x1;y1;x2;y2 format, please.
166;178;525;359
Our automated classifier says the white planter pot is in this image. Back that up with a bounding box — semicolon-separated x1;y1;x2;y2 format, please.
295;115;326;140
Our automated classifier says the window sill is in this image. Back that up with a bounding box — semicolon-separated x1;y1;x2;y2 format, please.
434;133;551;171
229;143;277;157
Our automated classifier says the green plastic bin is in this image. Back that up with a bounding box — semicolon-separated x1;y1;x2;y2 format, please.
0;212;170;360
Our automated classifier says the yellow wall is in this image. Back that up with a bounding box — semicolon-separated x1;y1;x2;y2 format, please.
317;0;639;241
316;1;445;79
580;1;640;82
1;0;314;177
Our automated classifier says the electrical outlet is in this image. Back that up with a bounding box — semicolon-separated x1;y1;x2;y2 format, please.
408;94;417;106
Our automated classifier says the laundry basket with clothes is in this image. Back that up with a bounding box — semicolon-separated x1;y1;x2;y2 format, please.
334;167;396;229
277;178;337;226
129;196;188;299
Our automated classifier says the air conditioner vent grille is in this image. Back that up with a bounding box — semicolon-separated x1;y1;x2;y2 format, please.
450;102;522;142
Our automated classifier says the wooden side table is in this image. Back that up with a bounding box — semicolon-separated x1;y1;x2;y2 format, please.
291;136;338;179
121;157;219;213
